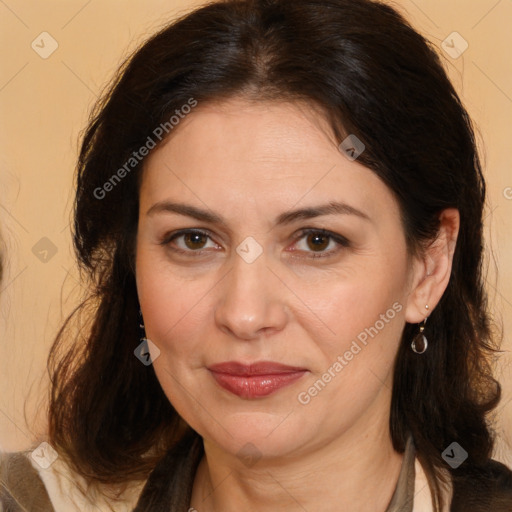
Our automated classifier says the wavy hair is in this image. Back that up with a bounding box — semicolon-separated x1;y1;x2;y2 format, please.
48;0;504;509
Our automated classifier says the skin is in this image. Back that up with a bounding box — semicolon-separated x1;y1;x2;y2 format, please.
135;97;459;512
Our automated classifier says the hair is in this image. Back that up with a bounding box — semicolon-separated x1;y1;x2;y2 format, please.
47;0;507;509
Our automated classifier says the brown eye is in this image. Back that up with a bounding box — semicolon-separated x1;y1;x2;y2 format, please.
305;232;330;252
183;232;208;250
161;229;219;255
291;229;350;259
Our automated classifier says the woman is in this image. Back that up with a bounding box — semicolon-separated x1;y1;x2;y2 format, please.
1;0;511;510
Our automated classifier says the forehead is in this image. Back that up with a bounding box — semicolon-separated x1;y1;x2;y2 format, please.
139;98;399;225
155;98;337;165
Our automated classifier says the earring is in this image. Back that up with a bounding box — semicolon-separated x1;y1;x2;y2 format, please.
411;307;429;354
138;308;146;342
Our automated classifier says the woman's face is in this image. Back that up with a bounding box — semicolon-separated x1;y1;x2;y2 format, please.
136;98;416;461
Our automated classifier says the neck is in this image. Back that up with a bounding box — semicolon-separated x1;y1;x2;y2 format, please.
190;402;404;512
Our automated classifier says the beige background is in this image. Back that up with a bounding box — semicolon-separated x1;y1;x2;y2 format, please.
1;0;511;465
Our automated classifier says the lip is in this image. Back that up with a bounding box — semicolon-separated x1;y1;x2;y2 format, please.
208;361;308;399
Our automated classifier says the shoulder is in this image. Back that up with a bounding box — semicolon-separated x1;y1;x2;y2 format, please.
0;449;53;511
450;458;512;511
1;447;145;512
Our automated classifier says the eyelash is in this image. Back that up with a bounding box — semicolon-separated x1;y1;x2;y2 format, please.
160;228;350;260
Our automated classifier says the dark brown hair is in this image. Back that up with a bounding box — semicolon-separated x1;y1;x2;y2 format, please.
47;0;507;509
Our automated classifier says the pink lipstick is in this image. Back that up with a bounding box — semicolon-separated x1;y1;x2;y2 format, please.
208;361;307;399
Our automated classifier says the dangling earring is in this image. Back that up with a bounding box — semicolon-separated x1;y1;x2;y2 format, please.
138;307;146;342
411;306;429;354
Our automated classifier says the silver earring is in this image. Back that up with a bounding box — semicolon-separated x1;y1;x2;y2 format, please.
411;316;428;354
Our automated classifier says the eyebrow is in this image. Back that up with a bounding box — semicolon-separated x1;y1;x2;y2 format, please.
146;200;371;226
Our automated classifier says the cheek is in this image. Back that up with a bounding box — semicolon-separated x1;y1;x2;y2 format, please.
135;242;221;370
135;252;211;418
293;273;406;421
292;255;408;360
137;267;202;354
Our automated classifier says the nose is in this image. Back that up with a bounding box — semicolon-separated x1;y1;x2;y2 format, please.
214;253;289;341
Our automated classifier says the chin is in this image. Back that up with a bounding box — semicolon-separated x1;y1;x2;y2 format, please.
197;410;316;462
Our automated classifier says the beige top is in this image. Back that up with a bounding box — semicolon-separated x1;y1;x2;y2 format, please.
1;435;451;511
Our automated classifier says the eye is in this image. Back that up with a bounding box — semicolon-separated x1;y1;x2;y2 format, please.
290;229;350;259
160;229;219;255
160;228;350;259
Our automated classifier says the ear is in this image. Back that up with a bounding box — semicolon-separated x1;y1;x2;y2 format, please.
404;208;460;324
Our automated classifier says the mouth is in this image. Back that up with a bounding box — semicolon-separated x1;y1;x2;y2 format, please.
207;361;308;399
